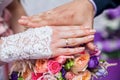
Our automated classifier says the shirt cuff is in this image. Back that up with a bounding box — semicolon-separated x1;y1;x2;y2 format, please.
88;0;97;16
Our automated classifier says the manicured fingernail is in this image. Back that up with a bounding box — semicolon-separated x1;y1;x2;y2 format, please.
88;35;94;38
85;26;90;29
90;30;96;33
21;16;28;19
19;19;25;22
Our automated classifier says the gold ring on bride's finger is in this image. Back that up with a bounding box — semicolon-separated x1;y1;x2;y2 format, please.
65;39;69;47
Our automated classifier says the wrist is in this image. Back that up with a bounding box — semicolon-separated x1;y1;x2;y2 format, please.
85;0;95;16
84;0;95;17
0;40;2;44
74;0;94;16
88;0;97;16
0;40;5;64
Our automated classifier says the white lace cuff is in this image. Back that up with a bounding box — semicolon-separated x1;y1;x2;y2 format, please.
0;26;53;62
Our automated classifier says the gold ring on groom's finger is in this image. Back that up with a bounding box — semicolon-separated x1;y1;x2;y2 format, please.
65;39;69;47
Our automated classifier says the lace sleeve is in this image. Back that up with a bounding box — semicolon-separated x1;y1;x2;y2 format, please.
0;26;53;62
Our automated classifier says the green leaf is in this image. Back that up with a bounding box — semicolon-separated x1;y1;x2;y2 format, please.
18;77;24;80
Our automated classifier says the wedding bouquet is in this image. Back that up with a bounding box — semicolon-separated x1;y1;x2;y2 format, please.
10;49;116;80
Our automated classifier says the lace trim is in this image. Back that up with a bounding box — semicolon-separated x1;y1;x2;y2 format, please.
0;26;53;62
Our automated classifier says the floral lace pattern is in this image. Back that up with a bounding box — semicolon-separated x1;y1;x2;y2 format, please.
0;26;53;62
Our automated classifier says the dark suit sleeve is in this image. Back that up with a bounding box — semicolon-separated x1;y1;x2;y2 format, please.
93;0;120;16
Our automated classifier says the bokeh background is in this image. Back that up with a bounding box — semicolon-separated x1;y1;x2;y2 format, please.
94;7;120;80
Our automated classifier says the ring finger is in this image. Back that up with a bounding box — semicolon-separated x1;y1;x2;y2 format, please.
57;35;94;47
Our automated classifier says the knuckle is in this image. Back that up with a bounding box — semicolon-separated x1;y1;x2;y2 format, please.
85;30;89;34
53;30;59;36
51;38;58;45
74;48;79;52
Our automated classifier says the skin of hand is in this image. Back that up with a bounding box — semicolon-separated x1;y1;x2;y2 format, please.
49;26;96;57
7;0;26;33
19;0;94;27
0;26;95;65
18;0;96;50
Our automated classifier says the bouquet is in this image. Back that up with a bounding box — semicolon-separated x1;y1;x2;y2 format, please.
10;49;116;80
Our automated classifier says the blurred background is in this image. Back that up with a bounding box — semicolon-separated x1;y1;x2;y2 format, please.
0;0;120;80
94;7;120;80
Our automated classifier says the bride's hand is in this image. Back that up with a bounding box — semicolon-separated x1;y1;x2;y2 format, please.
50;26;95;57
0;26;95;62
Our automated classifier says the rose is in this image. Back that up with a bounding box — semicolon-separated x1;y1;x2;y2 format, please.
71;52;90;74
35;59;48;73
54;56;74;64
48;60;62;74
72;70;91;80
81;70;91;80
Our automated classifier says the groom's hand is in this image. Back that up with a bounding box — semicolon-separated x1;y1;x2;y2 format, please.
19;0;94;28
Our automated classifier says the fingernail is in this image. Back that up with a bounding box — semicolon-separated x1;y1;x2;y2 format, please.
18;19;24;22
21;16;28;19
90;30;96;33
88;35;94;38
85;26;90;29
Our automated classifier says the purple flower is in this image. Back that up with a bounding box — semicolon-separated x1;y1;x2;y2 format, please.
61;67;66;78
106;7;120;19
10;72;18;80
88;56;99;69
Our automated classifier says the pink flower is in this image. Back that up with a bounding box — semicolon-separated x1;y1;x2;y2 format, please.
65;72;75;80
54;56;74;64
48;60;62;74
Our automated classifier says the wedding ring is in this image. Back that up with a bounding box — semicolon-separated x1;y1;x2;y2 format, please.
65;39;69;47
